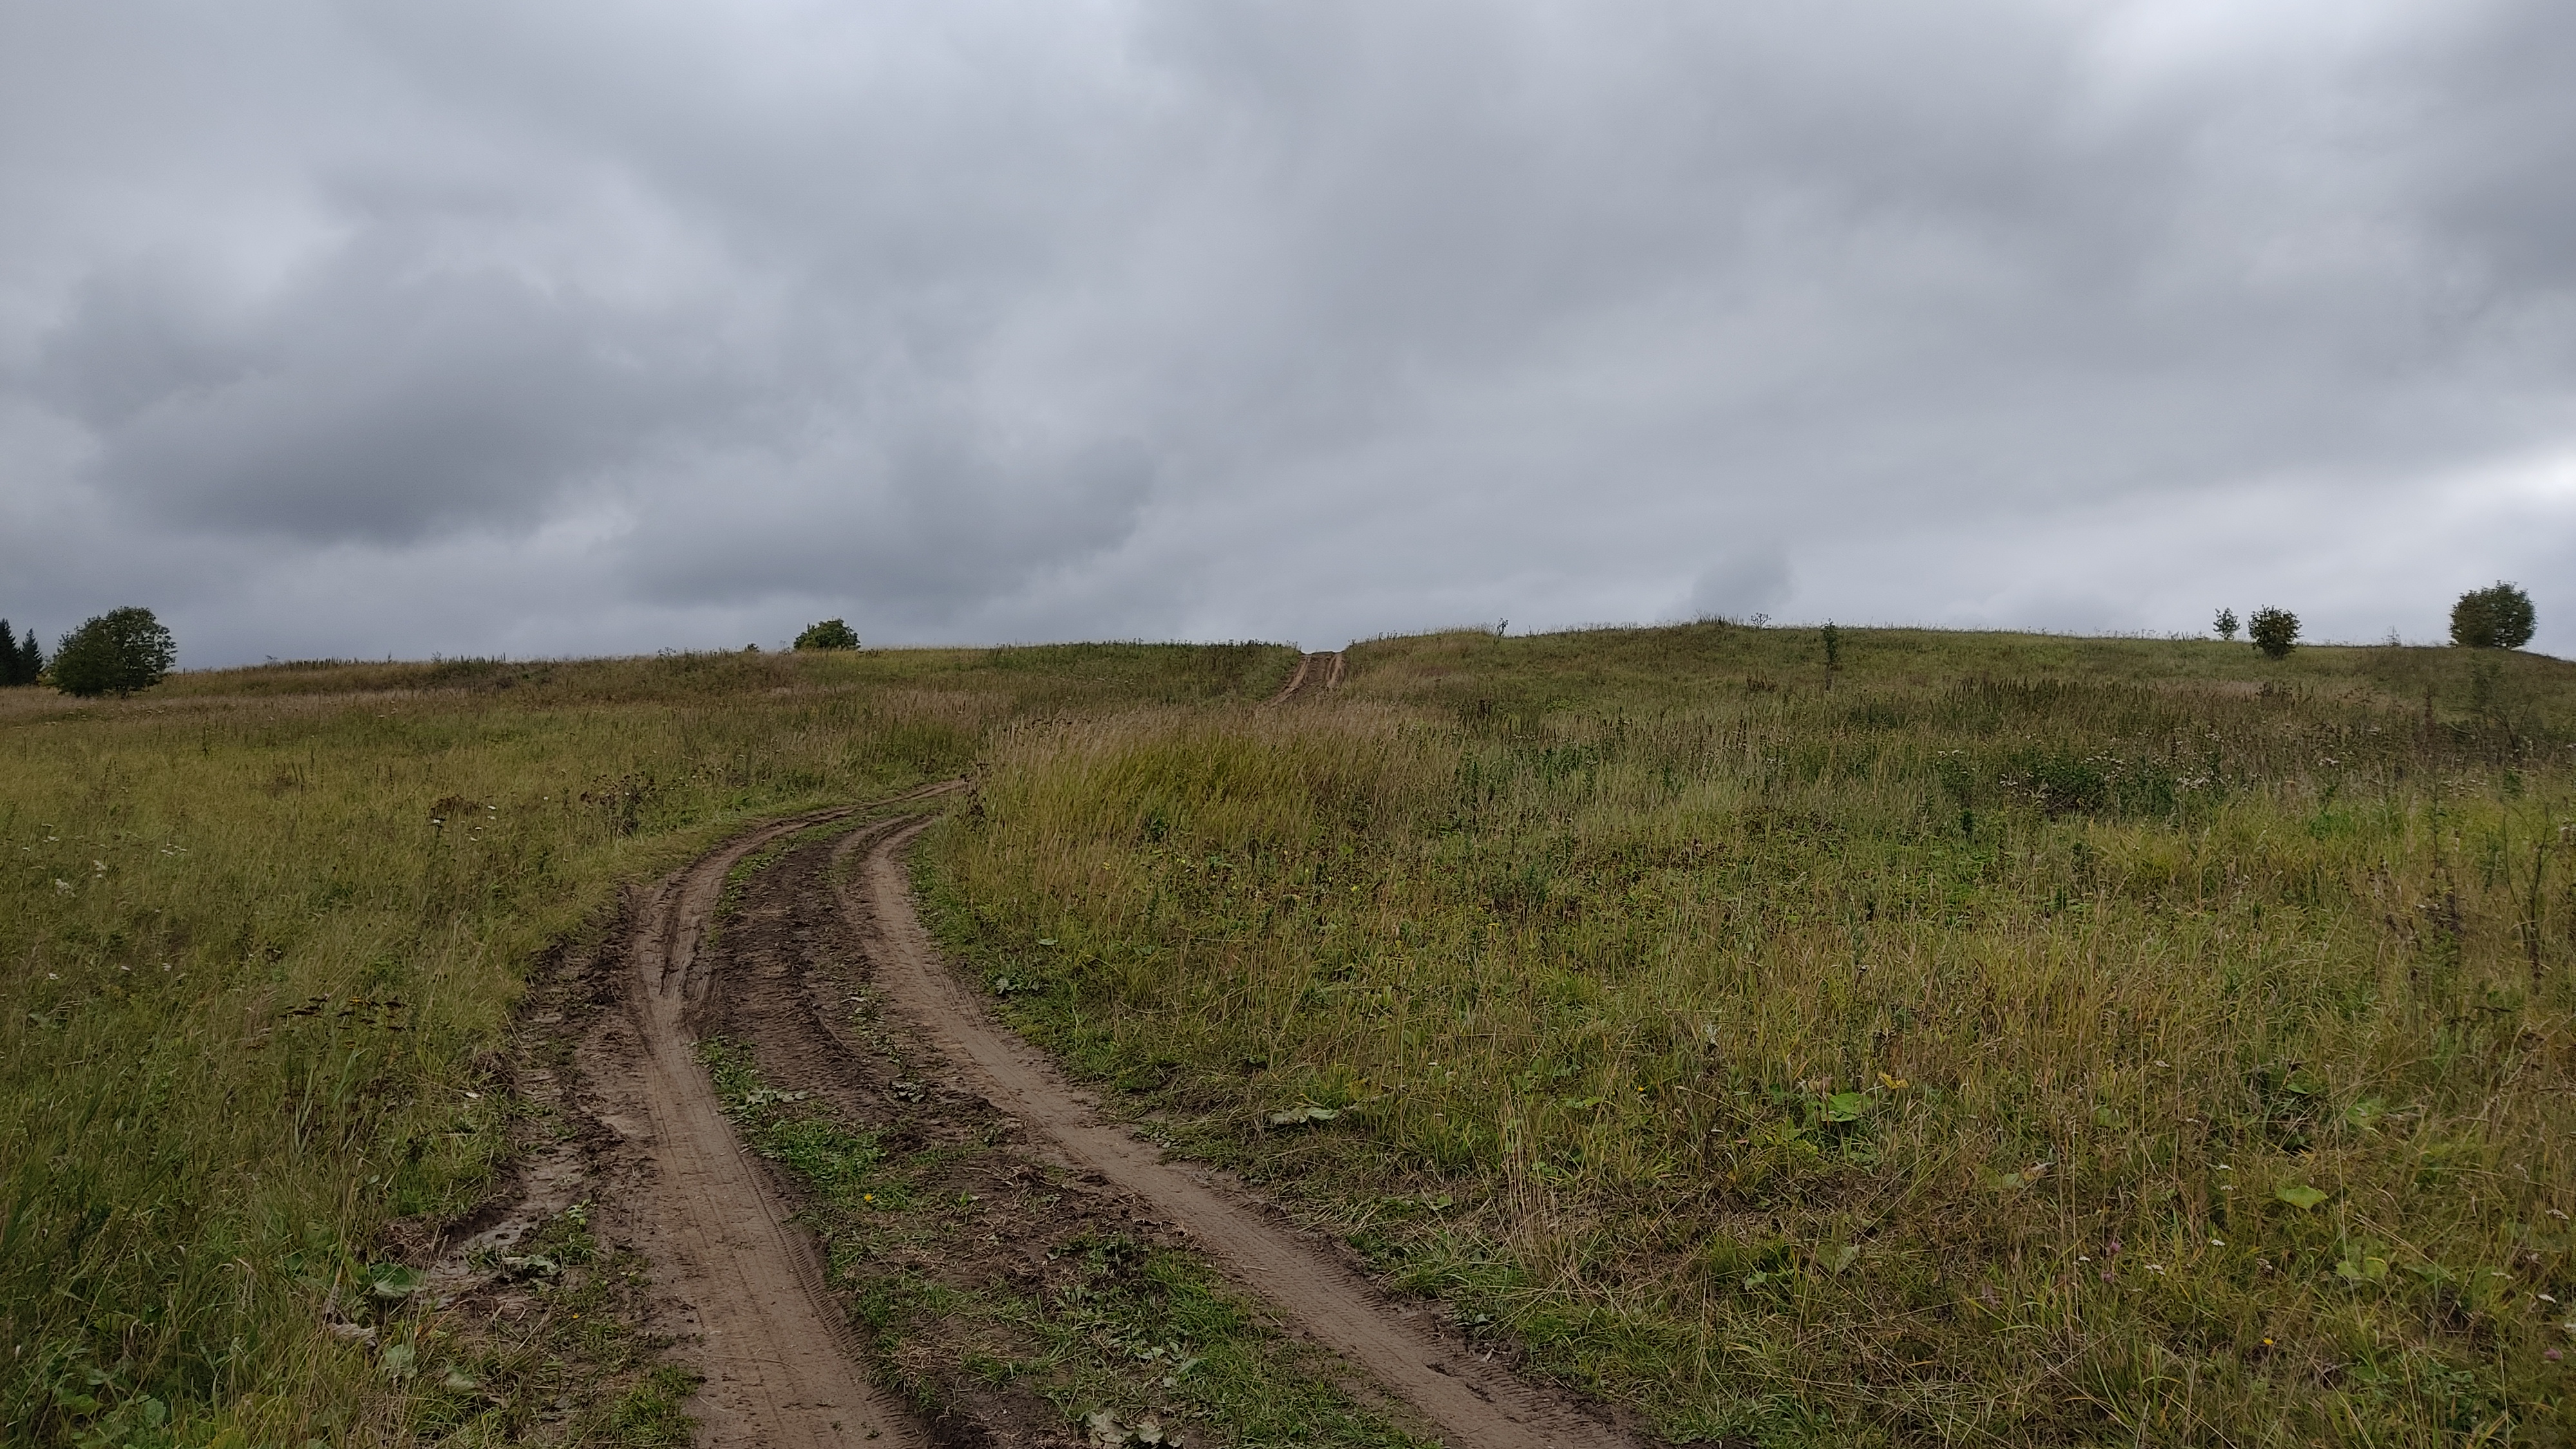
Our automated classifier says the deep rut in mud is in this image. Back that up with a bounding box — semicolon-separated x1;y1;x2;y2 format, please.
603;798;1634;1448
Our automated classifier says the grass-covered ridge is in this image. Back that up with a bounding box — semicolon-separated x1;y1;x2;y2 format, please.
0;643;1291;1447
927;624;2576;1445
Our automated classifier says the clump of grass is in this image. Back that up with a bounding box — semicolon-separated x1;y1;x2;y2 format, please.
926;624;2576;1446
0;643;1291;1444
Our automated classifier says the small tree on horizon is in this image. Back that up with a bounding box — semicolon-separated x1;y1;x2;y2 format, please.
52;607;176;697
2450;582;2535;650
2248;606;2299;660
793;618;862;651
2213;607;2239;642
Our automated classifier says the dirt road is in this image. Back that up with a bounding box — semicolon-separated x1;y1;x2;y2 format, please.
592;789;1633;1447
1265;650;1344;705
837;816;1633;1449
596;802;929;1448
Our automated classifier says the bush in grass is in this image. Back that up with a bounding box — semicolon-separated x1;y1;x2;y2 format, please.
2213;607;2239;642
2450;582;2535;650
50;607;176;697
793;618;861;652
2248;606;2298;660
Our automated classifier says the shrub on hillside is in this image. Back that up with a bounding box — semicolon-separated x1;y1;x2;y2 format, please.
52;607;176;697
2450;582;2535;650
2213;607;2239;642
2248;606;2298;660
793;618;861;651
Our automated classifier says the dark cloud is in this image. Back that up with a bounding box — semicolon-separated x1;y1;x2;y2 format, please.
2;0;2573;664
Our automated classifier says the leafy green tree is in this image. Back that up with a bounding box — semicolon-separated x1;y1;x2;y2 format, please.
2449;582;2535;650
793;618;861;651
2248;606;2299;660
2213;607;2239;642
51;607;176;697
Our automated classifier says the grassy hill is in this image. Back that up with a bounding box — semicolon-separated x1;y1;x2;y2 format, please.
927;624;2576;1444
5;624;2571;1446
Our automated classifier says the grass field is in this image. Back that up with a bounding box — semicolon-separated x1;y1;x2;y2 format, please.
10;624;2574;1446
926;625;2576;1445
0;643;1287;1447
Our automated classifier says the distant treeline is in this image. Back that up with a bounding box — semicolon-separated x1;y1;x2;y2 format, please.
0;620;43;685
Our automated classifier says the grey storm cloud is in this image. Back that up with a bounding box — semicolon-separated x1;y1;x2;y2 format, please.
2;0;2573;664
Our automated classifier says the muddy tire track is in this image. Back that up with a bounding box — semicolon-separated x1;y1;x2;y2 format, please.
1266;650;1343;706
585;799;940;1449
836;817;1639;1449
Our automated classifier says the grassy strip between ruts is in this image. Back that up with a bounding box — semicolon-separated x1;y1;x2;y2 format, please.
694;1033;1431;1448
1;642;1292;1447
922;624;2576;1446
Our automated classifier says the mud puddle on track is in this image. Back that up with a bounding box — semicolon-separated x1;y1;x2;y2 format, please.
604;793;1636;1448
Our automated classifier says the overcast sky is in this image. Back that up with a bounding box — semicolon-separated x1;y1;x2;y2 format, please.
4;1;2573;665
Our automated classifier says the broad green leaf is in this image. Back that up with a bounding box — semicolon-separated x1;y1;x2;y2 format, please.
2275;1184;2330;1210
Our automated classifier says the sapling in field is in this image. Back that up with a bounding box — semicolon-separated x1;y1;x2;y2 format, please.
2248;605;2298;659
2213;607;2239;642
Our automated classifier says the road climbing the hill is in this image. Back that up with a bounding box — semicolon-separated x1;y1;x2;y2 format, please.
594;784;1634;1446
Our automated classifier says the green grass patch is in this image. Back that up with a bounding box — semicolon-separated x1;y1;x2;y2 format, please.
0;643;1291;1445
925;623;2576;1446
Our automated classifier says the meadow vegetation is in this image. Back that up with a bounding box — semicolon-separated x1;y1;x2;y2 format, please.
0;643;1288;1447
928;625;2576;1445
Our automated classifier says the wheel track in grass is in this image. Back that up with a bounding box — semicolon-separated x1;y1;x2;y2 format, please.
833;815;1638;1449
605;781;1636;1447
587;792;949;1449
1266;650;1344;705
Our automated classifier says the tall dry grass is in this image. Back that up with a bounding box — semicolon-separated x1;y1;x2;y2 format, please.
927;625;2576;1444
